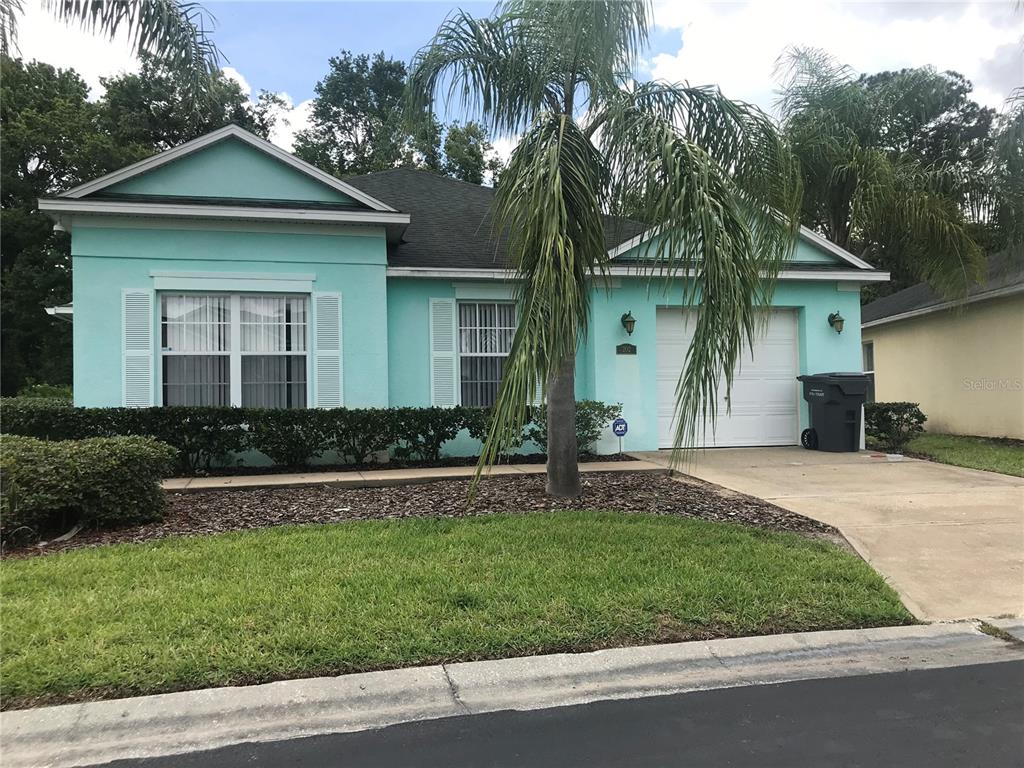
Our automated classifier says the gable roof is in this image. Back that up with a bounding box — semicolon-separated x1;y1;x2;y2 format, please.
58;124;397;213
606;222;878;272
862;252;1024;328
344;168;645;270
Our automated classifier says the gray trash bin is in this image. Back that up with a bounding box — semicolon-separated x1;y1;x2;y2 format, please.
796;373;871;452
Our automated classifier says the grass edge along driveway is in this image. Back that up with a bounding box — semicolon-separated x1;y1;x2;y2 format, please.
904;433;1024;477
2;511;913;709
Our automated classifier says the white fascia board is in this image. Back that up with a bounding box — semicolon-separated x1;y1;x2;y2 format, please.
38;198;410;226
385;266;889;282
604;265;890;282
605;224;878;272
57;125;398;213
861;284;1024;329
386;267;516;280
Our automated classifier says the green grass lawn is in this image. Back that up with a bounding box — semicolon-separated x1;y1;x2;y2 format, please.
904;433;1024;477
1;512;913;708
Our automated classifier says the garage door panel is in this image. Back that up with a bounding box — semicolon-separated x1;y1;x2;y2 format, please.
656;308;799;448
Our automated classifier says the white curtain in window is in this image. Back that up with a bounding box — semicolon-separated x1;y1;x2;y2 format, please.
240;296;308;353
458;301;515;407
161;294;231;352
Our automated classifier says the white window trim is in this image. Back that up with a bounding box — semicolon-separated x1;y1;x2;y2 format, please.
158;291;311;408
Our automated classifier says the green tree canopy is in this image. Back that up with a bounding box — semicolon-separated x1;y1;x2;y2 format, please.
443;121;505;184
294;49;503;183
776;48;986;297
100;54;285;151
293;50;424;177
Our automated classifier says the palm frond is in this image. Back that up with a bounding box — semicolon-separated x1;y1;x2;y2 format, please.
0;0;23;55
405;7;558;137
44;0;220;85
852;150;985;294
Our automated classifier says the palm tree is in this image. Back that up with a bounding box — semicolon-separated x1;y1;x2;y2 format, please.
1;0;220;86
775;47;985;297
406;0;802;497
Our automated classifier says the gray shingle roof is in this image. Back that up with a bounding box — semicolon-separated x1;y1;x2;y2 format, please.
344;168;644;269
862;251;1024;324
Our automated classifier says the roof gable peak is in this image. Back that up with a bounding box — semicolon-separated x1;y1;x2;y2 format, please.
60;124;397;212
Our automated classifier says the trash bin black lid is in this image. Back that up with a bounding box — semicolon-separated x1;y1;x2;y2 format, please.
797;372;871;381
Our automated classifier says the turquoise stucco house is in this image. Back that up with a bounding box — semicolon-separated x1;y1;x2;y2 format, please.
40;124;888;453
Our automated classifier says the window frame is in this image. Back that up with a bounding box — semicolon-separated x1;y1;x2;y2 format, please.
158;291;312;408
456;300;517;407
862;341;875;404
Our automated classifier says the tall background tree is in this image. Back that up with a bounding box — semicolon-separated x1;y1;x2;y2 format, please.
100;53;286;150
407;0;801;496
776;48;988;299
295;50;504;183
0;54;283;394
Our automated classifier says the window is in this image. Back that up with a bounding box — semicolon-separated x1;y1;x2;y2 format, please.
862;341;875;403
160;293;308;408
458;301;515;407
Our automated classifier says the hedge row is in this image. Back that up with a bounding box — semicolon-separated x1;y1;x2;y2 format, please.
0;399;622;474
1;435;177;539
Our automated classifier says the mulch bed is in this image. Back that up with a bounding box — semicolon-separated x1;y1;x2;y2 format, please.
190;452;635;477
4;472;837;559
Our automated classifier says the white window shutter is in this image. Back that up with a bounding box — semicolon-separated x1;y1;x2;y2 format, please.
429;298;458;407
314;293;343;408
122;289;154;407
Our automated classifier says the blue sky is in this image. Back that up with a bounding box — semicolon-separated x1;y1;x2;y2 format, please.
204;1;495;107
19;1;1019;152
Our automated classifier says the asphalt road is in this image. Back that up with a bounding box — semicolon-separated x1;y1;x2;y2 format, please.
115;661;1024;767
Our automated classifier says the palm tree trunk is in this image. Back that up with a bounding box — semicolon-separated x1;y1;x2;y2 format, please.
545;353;581;497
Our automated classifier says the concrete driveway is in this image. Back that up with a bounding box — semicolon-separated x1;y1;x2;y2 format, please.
633;448;1024;621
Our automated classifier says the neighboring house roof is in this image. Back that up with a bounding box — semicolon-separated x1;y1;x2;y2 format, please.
862;252;1024;329
344;168;645;270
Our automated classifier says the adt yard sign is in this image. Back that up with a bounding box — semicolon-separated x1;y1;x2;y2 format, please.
612;418;628;437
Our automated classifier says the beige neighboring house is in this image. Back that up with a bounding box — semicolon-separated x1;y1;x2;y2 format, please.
860;255;1024;439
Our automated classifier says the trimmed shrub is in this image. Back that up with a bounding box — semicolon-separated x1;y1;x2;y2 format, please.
526;401;623;453
463;405;528;458
326;408;397;464
391;407;470;462
865;402;927;452
0;434;177;540
249;409;329;467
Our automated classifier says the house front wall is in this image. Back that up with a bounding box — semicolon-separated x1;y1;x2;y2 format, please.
862;294;1024;439
71;218;389;408
580;278;863;452
384;275;864;453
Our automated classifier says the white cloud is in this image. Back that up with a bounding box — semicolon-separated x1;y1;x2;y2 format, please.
268;95;314;152
649;0;1021;114
222;67;252;97
15;0;139;97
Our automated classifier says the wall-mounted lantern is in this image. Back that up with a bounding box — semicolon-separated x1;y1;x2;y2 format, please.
620;311;636;336
828;311;845;334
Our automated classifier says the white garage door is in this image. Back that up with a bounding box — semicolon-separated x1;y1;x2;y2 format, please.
656;308;799;448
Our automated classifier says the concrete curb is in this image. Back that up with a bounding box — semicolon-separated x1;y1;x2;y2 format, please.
3;622;1022;768
162;460;668;492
